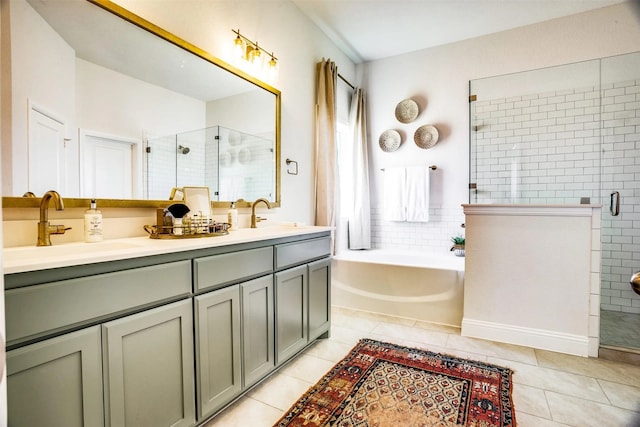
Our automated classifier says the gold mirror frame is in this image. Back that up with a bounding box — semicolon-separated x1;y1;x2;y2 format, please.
3;0;281;210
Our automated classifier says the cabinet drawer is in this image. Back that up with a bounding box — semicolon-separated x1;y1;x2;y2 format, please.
194;246;273;292
275;237;331;270
6;260;191;347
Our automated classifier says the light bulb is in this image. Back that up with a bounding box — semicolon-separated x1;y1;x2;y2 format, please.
266;54;278;83
251;43;261;63
234;34;245;60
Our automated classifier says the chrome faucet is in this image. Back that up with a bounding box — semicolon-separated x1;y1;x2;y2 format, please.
37;190;70;246
250;198;271;228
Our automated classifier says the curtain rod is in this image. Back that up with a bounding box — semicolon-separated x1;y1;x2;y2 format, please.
338;73;355;90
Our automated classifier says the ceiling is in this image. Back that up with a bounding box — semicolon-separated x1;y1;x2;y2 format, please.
28;0;258;101
292;0;628;63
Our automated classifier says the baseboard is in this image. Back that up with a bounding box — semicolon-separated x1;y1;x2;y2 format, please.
462;318;590;357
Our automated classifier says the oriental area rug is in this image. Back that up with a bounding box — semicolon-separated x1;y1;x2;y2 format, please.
274;339;515;427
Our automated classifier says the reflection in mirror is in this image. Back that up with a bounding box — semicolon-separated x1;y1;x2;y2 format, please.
147;125;275;201
2;0;280;206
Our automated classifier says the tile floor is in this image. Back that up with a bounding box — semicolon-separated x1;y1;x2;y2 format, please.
204;307;640;427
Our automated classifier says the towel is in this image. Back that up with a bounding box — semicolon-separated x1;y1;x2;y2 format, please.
405;167;430;222
383;167;406;221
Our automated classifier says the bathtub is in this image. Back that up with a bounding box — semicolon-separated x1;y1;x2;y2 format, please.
331;249;465;327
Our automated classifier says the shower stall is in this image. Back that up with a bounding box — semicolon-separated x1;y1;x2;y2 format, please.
469;51;640;357
145;125;275;202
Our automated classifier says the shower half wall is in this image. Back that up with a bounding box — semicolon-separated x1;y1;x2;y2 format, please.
470;51;640;353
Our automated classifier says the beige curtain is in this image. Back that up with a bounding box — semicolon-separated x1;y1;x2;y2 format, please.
314;59;338;227
347;88;371;249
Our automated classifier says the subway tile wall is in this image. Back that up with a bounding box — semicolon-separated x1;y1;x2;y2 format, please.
472;79;640;314
371;206;466;253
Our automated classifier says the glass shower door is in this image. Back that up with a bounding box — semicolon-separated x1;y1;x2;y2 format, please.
598;52;640;351
469;60;601;205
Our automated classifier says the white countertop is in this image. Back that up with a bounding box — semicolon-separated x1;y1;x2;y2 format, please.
3;225;332;274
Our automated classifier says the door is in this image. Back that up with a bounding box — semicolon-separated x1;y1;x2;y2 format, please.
241;275;274;388
308;258;331;341
194;285;242;419
102;300;195;427
599;51;640;351
7;326;103;427
80;130;138;198
275;265;308;365
28;106;67;195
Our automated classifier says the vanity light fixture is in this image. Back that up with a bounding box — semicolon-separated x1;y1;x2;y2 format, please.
232;29;278;83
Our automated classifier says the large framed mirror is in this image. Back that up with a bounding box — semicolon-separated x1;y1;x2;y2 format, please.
1;0;281;209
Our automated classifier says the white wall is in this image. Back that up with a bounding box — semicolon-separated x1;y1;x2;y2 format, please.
5;0;76;196
76;59;206;141
113;0;356;224
362;2;640;251
206;90;274;136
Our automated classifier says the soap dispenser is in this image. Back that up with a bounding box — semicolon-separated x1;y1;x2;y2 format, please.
227;201;238;230
84;199;103;242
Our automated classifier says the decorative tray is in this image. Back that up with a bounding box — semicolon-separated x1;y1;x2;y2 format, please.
144;222;230;239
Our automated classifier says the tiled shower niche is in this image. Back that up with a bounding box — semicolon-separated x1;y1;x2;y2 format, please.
470;52;640;349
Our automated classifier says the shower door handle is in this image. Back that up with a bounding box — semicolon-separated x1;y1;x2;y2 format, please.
610;191;620;216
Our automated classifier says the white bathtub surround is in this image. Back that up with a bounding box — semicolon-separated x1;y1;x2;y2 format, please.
332;249;464;327
372;206;465;253
462;204;601;357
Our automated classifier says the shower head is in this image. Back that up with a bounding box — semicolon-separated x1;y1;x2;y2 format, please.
177;145;190;155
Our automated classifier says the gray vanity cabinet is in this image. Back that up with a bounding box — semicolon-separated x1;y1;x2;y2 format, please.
102;299;195;427
274;237;331;366
5;231;332;426
275;264;309;365
308;257;331;341
194;285;242;419
193;246;274;419
5;259;193;427
241;275;275;388
7;326;104;427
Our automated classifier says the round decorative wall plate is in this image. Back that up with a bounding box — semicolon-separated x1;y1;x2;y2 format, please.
395;99;419;123
379;129;401;152
414;125;439;149
228;131;242;146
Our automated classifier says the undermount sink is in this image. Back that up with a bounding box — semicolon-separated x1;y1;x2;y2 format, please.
3;240;144;263
235;223;312;234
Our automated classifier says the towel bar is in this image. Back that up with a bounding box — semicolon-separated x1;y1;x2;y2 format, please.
380;165;437;171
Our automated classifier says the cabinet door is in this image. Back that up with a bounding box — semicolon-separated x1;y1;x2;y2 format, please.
275;265;308;365
102;299;195;427
308;257;331;341
7;326;103;427
241;275;274;388
195;285;242;419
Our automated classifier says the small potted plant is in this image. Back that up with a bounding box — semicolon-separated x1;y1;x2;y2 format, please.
450;235;465;257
